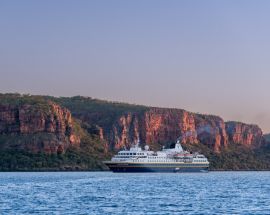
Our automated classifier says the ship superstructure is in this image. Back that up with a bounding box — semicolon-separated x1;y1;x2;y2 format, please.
103;139;209;173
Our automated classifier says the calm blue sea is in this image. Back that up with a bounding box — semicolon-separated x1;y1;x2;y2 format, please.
0;172;269;215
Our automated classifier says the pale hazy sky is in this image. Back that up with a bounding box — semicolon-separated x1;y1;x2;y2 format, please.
0;1;270;132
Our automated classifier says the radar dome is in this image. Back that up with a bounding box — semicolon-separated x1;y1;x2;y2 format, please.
145;145;149;151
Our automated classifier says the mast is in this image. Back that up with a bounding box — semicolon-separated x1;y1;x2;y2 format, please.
136;138;140;148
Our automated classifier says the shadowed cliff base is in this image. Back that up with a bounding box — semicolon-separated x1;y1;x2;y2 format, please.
0;93;269;171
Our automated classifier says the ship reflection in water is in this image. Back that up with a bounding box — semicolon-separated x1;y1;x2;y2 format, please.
103;139;209;173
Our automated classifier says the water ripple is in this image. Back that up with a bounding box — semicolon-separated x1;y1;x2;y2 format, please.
0;172;270;214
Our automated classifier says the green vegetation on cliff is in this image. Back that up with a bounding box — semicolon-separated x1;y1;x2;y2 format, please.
184;142;270;170
0;146;103;171
0;93;52;114
0;123;109;171
49;96;149;131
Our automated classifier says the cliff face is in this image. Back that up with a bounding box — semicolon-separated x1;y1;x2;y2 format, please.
0;101;80;154
93;108;264;153
226;122;263;148
98;108;229;152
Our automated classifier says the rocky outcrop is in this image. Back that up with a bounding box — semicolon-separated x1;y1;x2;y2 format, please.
93;109;264;153
194;114;228;152
226;121;263;148
0;101;80;154
102;108;230;152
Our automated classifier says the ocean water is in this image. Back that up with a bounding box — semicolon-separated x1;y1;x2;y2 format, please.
0;172;269;215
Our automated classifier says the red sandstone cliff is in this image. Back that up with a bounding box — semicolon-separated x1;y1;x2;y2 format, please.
96;108;263;153
0;101;80;154
226;121;263;148
99;108;226;152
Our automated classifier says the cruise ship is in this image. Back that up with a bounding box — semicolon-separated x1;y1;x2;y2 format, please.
103;139;209;173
